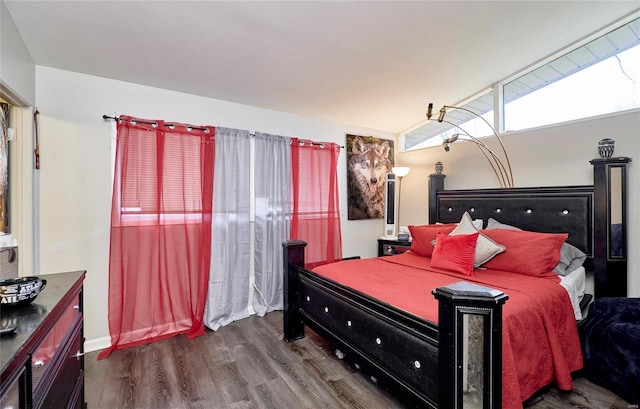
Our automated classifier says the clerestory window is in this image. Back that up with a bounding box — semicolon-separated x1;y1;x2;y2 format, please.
403;16;640;151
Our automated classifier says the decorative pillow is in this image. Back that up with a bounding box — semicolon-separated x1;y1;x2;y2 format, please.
438;219;484;229
486;217;519;231
408;224;457;257
430;231;479;276
555;242;588;276
449;212;505;267
481;228;568;277
471;219;484;229
486;218;587;276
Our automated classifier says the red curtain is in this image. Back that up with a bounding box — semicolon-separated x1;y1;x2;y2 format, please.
98;116;214;360
291;139;342;269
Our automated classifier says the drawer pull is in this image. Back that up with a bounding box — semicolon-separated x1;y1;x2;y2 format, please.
34;360;45;368
74;350;85;360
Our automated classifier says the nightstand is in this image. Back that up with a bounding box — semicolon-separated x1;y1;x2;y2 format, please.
378;238;412;257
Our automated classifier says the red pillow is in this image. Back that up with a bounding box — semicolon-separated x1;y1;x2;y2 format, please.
408;224;457;257
430;231;479;276
481;228;568;277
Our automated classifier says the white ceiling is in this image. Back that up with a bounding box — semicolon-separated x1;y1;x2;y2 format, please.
5;1;640;133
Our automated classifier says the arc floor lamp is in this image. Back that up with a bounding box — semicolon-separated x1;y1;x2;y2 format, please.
427;103;515;188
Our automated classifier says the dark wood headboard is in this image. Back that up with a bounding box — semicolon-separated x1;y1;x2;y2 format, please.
428;178;595;272
428;156;631;298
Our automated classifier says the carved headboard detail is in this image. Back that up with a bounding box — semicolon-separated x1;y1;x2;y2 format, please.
428;181;595;272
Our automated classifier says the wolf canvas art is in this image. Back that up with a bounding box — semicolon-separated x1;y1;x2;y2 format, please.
346;134;394;220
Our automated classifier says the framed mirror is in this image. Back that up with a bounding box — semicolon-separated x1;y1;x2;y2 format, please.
609;166;624;259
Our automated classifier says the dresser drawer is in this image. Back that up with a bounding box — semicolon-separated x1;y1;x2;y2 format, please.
31;293;81;396
0;364;26;409
33;323;83;409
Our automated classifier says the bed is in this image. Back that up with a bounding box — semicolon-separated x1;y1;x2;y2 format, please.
283;176;610;409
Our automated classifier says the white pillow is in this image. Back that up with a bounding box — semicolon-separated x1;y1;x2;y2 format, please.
450;212;505;267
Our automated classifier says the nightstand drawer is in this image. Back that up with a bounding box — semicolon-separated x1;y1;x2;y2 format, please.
378;239;411;257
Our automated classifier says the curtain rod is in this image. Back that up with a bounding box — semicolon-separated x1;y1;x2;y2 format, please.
102;114;210;132
103;114;344;148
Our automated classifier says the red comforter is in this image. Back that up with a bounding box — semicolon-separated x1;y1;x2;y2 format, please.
313;252;583;409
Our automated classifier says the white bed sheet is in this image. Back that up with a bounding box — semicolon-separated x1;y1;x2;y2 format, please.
559;266;586;320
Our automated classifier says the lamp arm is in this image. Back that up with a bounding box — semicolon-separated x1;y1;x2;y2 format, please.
440;120;510;188
443;105;514;187
459;132;510;188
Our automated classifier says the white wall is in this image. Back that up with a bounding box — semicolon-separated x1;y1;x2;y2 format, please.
34;66;394;350
0;0;35;106
395;109;640;297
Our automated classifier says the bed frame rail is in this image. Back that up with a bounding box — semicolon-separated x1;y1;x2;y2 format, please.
283;240;508;409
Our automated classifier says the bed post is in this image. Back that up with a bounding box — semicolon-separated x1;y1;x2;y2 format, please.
590;156;631;298
429;172;446;224
433;281;509;409
283;240;307;342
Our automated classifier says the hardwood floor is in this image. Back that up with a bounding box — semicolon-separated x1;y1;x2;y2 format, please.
85;311;630;409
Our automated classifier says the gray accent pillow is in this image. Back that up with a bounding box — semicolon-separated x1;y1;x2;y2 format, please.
486;218;587;276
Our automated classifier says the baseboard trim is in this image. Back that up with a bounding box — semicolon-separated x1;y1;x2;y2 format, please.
84;336;111;353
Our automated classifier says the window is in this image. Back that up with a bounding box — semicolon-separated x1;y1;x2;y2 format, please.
114;119;212;226
403;16;640;151
504;18;640;131
119;130;204;215
404;91;494;151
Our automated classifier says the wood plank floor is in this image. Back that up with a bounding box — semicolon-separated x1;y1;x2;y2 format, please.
85;311;630;409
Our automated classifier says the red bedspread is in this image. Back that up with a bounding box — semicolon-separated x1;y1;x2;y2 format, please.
313;252;583;409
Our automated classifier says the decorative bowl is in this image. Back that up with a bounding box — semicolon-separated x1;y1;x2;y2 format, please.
0;277;47;307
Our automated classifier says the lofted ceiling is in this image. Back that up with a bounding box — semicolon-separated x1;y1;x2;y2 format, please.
4;1;640;133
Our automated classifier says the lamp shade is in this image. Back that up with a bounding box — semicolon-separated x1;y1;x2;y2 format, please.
392;166;411;178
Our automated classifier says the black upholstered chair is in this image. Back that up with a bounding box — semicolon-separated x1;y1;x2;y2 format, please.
581;297;640;404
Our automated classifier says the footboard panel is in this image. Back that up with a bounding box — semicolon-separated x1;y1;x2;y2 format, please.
298;269;440;408
283;241;507;409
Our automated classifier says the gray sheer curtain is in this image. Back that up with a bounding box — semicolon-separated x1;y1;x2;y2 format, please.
204;127;251;330
253;132;291;316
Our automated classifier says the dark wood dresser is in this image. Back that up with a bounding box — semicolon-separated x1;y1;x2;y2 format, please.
1;271;86;409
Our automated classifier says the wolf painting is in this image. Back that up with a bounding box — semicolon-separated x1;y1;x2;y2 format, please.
346;135;394;220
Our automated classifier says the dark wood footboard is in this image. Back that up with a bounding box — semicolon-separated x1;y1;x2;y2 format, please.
283;241;507;409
